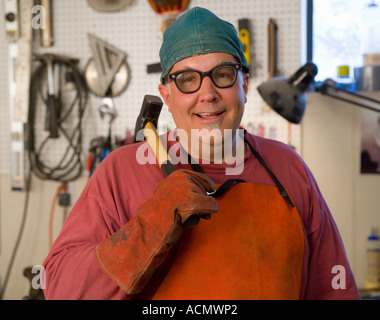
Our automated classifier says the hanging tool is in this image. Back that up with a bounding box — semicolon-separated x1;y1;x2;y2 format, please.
267;18;295;148
268;18;278;80
147;0;190;14
99;97;117;122
4;0;34;191
264;18;278;113
87;133;112;177
40;0;54;47
28;54;88;183
87;97;116;177
4;0;19;41
238;18;251;69
44;54;60;138
85;33;130;129
86;33;129;97
99;97;116;161
268;18;294;148
87;137;105;177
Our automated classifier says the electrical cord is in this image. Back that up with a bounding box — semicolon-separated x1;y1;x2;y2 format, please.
0;170;32;300
28;54;88;183
49;183;68;248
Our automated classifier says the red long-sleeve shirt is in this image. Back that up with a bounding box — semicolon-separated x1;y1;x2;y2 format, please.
42;131;360;299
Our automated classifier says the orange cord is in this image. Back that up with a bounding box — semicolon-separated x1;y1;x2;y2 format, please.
49;183;68;248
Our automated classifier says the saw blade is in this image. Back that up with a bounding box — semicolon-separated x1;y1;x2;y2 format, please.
87;33;128;97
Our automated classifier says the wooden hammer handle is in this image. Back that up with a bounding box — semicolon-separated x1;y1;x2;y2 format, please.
41;0;53;47
144;122;176;177
268;18;277;78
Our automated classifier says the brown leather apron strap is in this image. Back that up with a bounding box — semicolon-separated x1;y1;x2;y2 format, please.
209;179;246;197
188;138;295;207
244;138;295;207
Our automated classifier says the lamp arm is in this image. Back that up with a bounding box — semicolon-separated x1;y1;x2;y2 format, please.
315;80;380;113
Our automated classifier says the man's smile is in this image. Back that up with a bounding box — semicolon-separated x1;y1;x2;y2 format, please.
194;111;226;124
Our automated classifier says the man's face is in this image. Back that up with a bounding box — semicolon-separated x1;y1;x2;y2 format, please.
159;52;249;159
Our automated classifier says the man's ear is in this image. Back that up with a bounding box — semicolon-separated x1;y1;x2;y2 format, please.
243;73;249;103
243;73;249;95
158;84;172;113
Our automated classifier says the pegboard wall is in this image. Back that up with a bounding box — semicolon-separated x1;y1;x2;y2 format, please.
0;0;303;176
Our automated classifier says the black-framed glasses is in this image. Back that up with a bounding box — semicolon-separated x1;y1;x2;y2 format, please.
167;62;247;94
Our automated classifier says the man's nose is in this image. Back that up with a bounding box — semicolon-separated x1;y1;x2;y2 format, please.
198;76;219;102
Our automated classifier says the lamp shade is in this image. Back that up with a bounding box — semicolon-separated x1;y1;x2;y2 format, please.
257;62;318;124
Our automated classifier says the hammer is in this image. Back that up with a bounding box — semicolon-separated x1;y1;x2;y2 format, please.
134;95;208;227
133;95;177;177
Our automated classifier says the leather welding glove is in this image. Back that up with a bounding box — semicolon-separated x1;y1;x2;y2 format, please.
95;169;219;295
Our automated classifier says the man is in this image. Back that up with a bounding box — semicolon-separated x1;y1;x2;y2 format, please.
42;7;360;300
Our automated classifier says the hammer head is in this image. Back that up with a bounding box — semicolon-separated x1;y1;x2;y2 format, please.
133;95;163;143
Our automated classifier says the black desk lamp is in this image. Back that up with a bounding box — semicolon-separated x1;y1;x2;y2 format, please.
257;62;380;124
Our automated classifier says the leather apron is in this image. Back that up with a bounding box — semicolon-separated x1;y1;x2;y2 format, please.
135;139;304;300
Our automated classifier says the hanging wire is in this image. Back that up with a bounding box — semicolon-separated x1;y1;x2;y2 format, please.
0;170;32;300
28;54;88;183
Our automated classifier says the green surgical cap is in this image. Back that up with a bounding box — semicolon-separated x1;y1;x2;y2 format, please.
159;7;249;83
